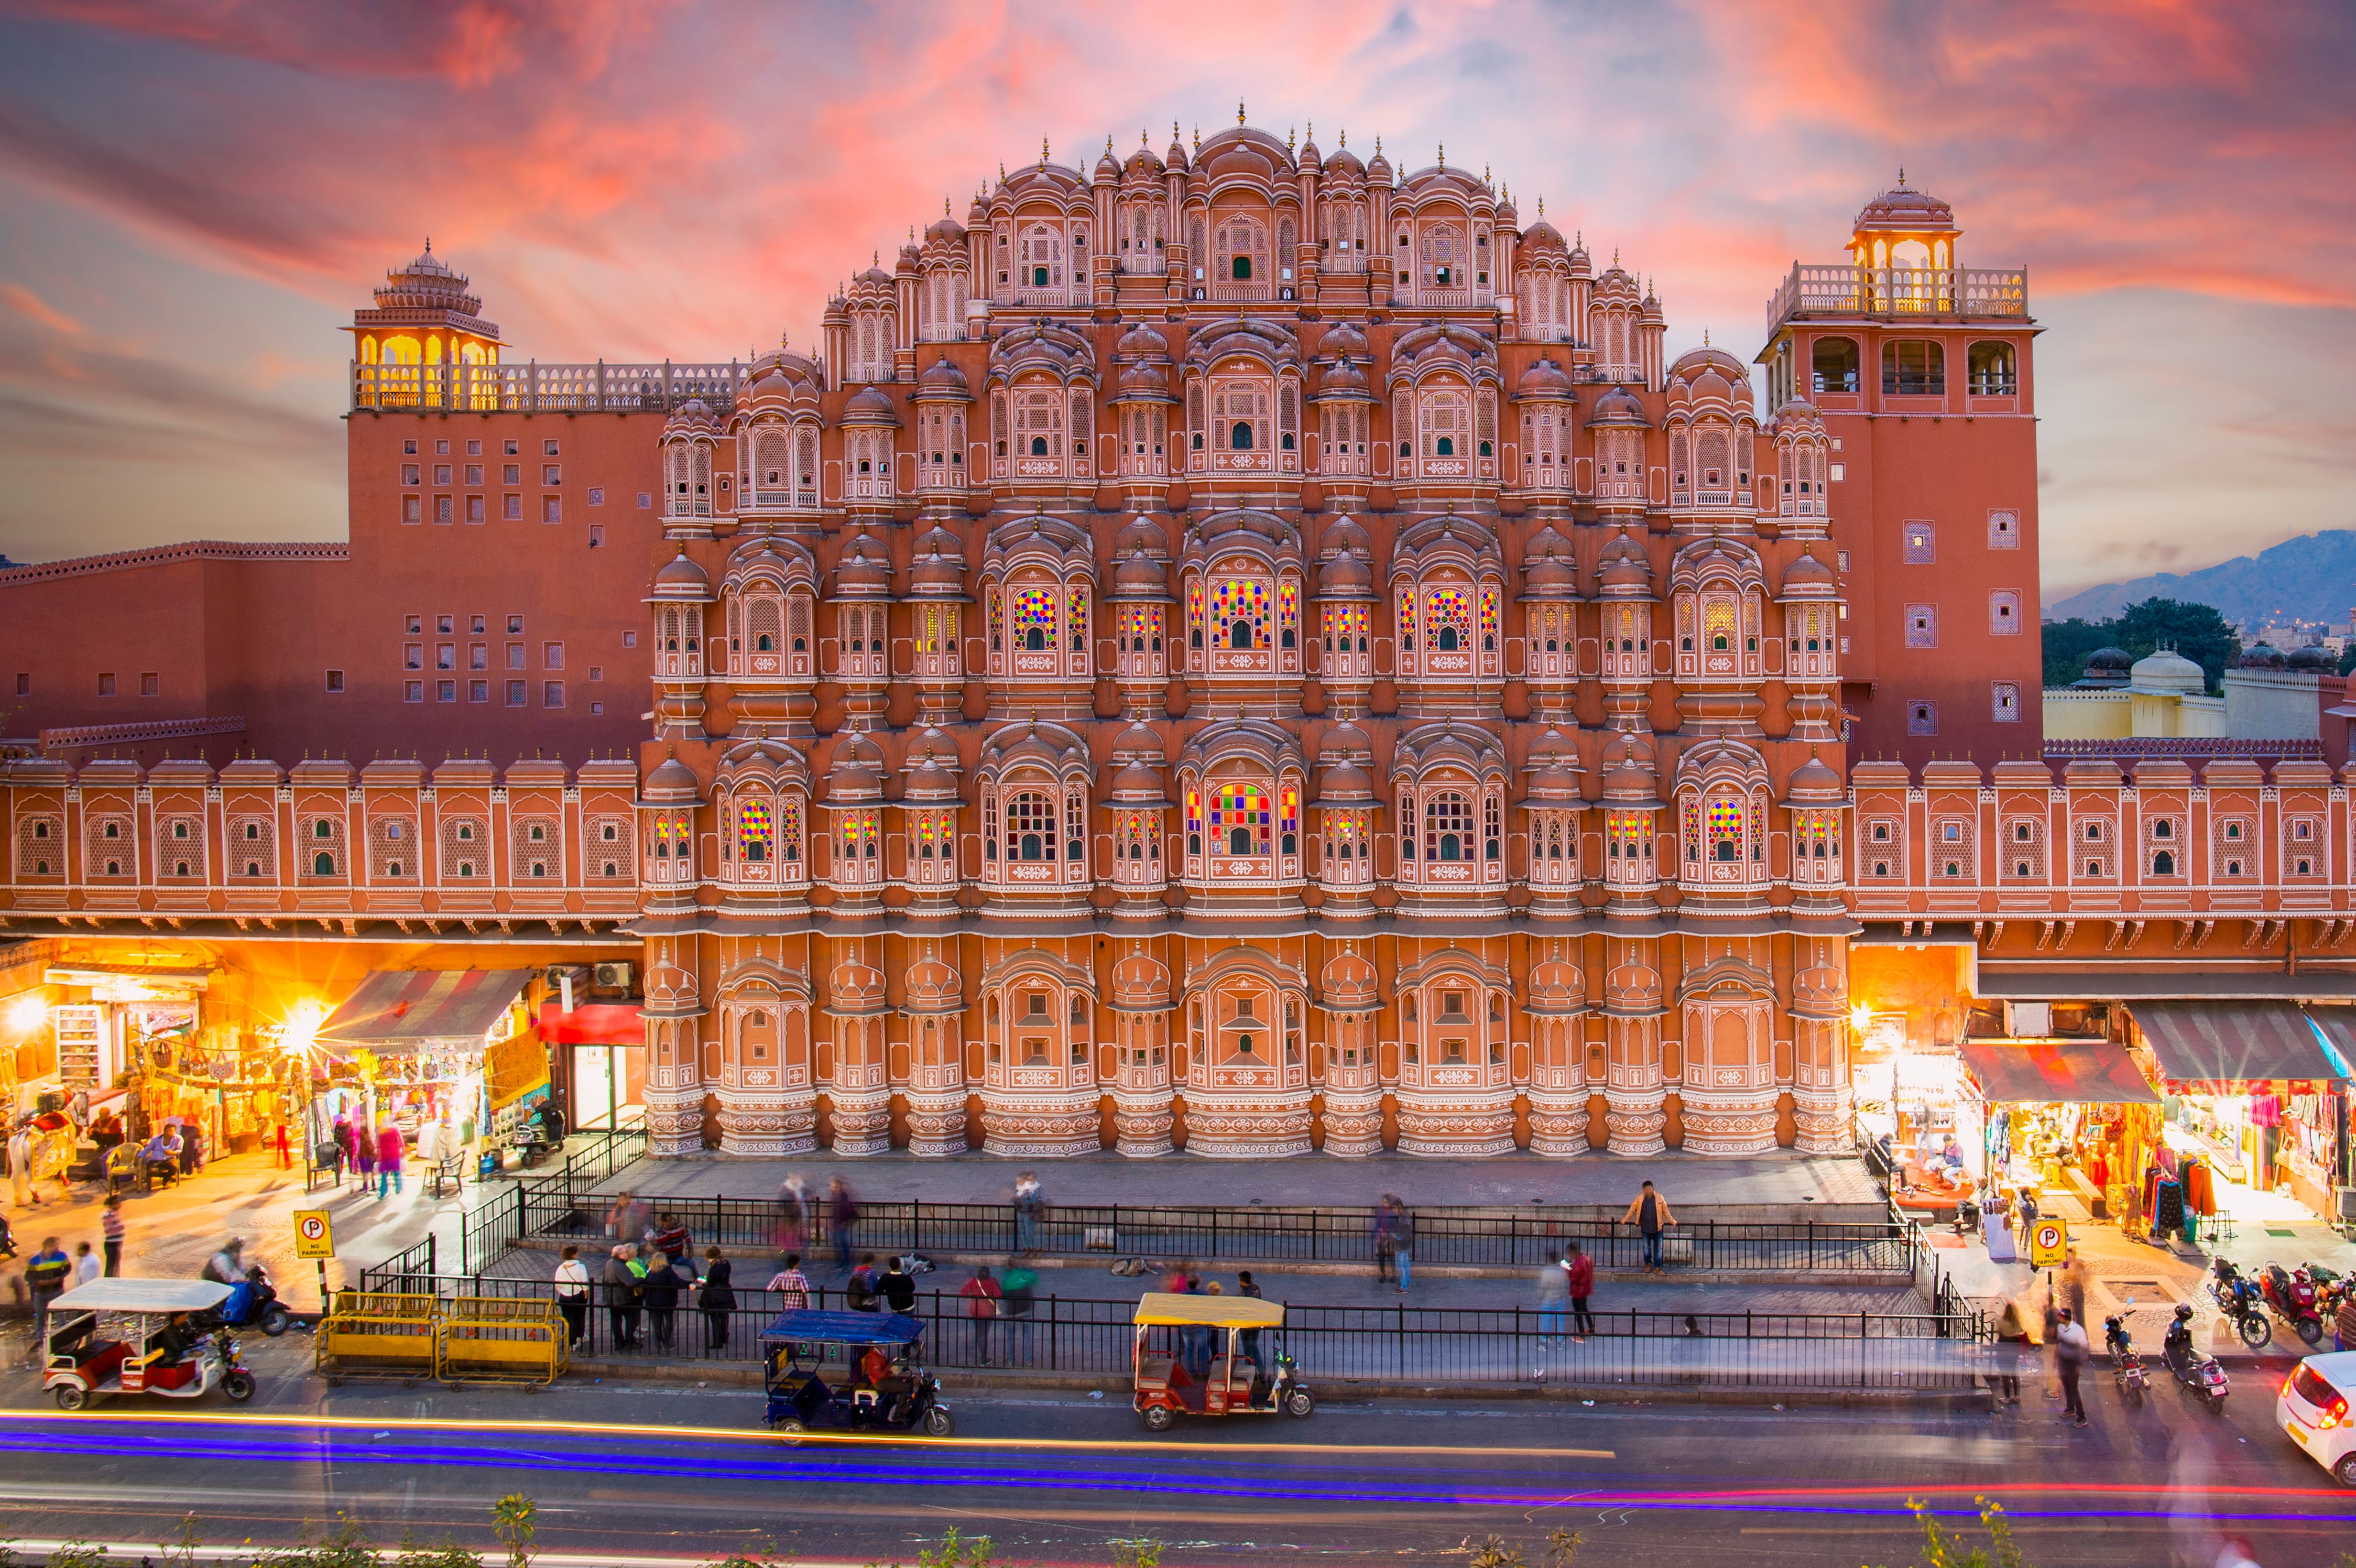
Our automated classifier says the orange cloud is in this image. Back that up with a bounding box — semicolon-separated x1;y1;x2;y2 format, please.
0;281;83;336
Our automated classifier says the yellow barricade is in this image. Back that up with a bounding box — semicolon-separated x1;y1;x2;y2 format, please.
434;1296;568;1386
316;1291;439;1383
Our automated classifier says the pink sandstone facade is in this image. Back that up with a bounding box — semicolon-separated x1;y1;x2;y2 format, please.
10;123;2342;1162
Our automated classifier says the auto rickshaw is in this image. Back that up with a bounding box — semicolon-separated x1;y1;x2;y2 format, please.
42;1278;257;1410
760;1308;955;1438
1132;1291;1312;1431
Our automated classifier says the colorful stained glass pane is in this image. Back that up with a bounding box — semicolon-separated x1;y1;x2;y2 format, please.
1479;585;1499;637
739;799;774;846
1708;799;1743;836
1428;586;1471;634
1281;784;1298;831
1067;587;1088;644
1186;786;1201;831
1278;579;1299;629
780;799;800;855
1014;588;1058;631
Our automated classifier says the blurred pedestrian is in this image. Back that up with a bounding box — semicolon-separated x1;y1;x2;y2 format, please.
2055;1306;2090;1428
99;1196;124;1276
72;1241;99;1288
845;1252;881;1310
881;1256;918;1315
652;1212;691;1263
698;1246;735;1352
350;1119;376;1193
1621;1181;1674;1275
1238;1270;1265;1365
8;1123;37;1209
272;1121;292;1171
1389;1196;1415;1293
553;1245;591;1350
776;1173;809;1254
1991;1296;2030;1407
828;1177;859;1273
374;1121;405;1198
604;1244;645;1350
1013;1170;1044;1256
180;1119;205;1176
1372;1198;1396;1285
1001;1256;1038;1363
960;1263;1001;1365
23;1235;68;1365
1534;1250;1569;1380
328;1113;351;1181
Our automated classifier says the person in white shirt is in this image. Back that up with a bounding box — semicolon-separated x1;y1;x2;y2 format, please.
2054;1306;2091;1427
552;1244;592;1349
72;1241;100;1286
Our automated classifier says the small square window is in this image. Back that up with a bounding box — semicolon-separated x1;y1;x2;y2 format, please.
503;493;522;520
438;615;454;634
435;495;453;524
469;679;489;703
1835;549;1850;572
504;439;519;456
1905;604;1937;648
406;614;422;634
544;440;560;457
466;438;482;456
589;523;605;548
403;439;418;456
1829;462;1846;482
589;701;604;715
505;679;526;706
465;464;482;485
543;465;561;485
1993;681;2020;720
435;439;450;456
542;680;565;708
588;487;605;506
12;675;26;697
507;643;525;670
508;615;524;634
588;665;603;682
97;672;116;697
139;672;158;697
1907;701;1937;735
467;495;485;524
405;680;425;703
402;496;422;524
543;496;561;524
404;643;422;670
437;679;456;702
622;631;637;647
402;465;421;487
1903;521;1935;563
435;465;452;485
1990;592;2021;635
544;642;565;670
637;491;653;509
1988;509;2019;549
324;669;344;693
470;614;486;634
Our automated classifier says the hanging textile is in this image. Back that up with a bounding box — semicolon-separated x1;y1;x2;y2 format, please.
2248;1091;2282;1129
2153;1177;2185;1236
2181;1159;2215;1217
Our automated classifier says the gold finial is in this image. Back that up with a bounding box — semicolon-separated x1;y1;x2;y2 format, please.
1437;142;1445;168
1039;137;1048;169
1173;120;1180;143
1307;120;1313;144
1287;126;1295;153
1338;127;1346;147
1237;99;1246;124
1375;135;1382;156
1704;328;1711;347
1538;195;1545;217
1484;163;1492;182
1142;127;1149;146
1193;125;1200;152
1105;133;1113;152
944;195;950;215
873;250;879;266
998;162;1006;182
1898;164;1907;186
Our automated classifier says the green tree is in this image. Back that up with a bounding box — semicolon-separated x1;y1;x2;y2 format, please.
2040;597;2239;694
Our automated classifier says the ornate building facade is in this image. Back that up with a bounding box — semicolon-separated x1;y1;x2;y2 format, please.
15;120;2171;1164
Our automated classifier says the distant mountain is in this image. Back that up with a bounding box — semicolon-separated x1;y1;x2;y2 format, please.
2047;530;2356;629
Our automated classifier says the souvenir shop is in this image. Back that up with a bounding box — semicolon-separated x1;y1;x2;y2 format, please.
1954;1035;2162;1256
313;969;547;1168
2126;999;2355;1225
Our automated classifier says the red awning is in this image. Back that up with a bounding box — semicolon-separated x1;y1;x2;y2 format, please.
317;969;533;1055
538;1000;644;1046
1959;1040;2161;1105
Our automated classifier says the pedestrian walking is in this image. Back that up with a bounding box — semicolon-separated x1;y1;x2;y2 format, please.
328;1113;351;1182
2061;1250;2088;1333
1568;1242;1597;1339
1990;1297;2029;1407
202;1237;246;1286
374;1121;405;1198
651;1212;691;1263
881;1256;918;1315
72;1241;99;1288
1013;1171;1044;1256
642;1245;683;1351
24;1235;68;1364
273;1121;292;1171
99;1195;124;1276
1372;1198;1396;1284
604;1244;645;1350
775;1174;808;1255
1389;1196;1415;1292
1622;1180;1675;1274
553;1245;591;1350
1001;1257;1038;1364
350;1120;376;1194
766;1252;812;1311
960;1263;1002;1365
1534;1250;1570;1381
604;1190;640;1243
2054;1306;2090;1427
828;1177;860;1273
182;1119;205;1176
698;1247;735;1351
2041;1284;2062;1400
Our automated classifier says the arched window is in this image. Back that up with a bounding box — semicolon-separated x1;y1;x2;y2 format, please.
1006;792;1056;862
1231;254;1252;281
1231;421;1254;451
2153;850;2175;876
313;852;335;876
1424;792;1472;862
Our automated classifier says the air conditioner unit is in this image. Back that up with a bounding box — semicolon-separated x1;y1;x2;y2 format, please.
592;962;635;994
2008;1002;2051;1038
545;964;589;991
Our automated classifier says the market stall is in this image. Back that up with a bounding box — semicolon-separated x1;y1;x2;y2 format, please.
1958;1037;2161;1248
316;969;543;1175
2127;999;2350;1226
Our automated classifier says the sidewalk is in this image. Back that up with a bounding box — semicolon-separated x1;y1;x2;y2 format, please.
593;1150;1884;1218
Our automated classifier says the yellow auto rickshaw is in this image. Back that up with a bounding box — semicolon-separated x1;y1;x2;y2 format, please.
1131;1291;1312;1431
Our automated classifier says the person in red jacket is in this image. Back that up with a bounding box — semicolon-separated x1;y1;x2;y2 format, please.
374;1121;405;1198
960;1264;1002;1366
1567;1241;1597;1339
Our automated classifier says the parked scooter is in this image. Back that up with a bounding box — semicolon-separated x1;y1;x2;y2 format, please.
2259;1262;2325;1346
205;1264;292;1339
2309;1263;2348;1320
2104;1315;2149;1404
2209;1259;2273;1349
2161;1303;2230;1413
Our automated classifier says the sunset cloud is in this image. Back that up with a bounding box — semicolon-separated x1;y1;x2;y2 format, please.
0;0;2348;591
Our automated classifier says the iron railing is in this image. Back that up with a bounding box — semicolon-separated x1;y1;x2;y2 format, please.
360;1274;1990;1391
514;1191;1920;1275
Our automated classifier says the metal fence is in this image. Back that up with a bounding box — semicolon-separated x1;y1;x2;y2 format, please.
513;1189;1920;1276
355;1274;1987;1393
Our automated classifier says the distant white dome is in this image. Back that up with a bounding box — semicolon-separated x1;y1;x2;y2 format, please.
2129;648;2205;695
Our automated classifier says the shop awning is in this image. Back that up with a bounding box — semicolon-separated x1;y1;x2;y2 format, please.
318;969;534;1054
538;1000;644;1046
2125;999;2345;1089
1959;1040;2160;1104
1976;966;2356;1002
2294;1008;2356;1080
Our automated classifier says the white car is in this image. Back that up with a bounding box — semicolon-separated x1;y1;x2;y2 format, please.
2277;1350;2356;1487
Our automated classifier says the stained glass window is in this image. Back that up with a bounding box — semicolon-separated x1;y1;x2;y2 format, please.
1684;799;1701;861
780;798;800;861
1211;577;1270;650
1427;586;1472;651
1479;586;1499;650
989;588;1003;652
738;799;773;857
1704;599;1735;652
1398;585;1416;651
1014;587;1058;651
1749;799;1766;861
1210;784;1271;856
1278;579;1299;633
1067;587;1088;650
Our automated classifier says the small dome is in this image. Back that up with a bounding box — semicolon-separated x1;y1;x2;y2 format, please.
1319;319;1370;359
1117;321;1171;359
916;353;971;398
1779;549;1835;591
664;398;721;437
1589;384;1649;425
2130;648;2206;694
1784;753;1843;800
1114;515;1167;557
1514;356;1576;401
1312;356;1372;403
1110;759;1168;801
374;240;483;317
1320;515;1372;557
842;385;899;425
1114;551;1169;594
1519;218;1566;256
652;547;711;598
1117;358;1173;400
1312;759;1376;805
1317;553;1372;595
1596;529;1654;591
2236;643;2287;669
1323;142;1363;178
832;530;892;592
643;755;702;803
1854;180;1958;234
2084;646;2135;672
924;213;965;245
2287;644;2336;671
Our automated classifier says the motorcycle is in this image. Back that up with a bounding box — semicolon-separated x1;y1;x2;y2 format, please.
204;1264;292;1339
2161;1303;2230;1413
2304;1262;2347;1320
2260;1262;2325;1346
2104;1315;2148;1404
2210;1259;2273;1349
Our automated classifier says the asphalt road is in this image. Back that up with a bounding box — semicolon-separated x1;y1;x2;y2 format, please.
0;1369;2351;1568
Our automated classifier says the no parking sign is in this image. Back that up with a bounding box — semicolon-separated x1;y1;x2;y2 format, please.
293;1209;336;1260
2028;1217;2068;1269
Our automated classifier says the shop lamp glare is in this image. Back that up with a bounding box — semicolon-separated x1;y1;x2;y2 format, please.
7;993;45;1034
279;1000;328;1055
1849;1002;1874;1034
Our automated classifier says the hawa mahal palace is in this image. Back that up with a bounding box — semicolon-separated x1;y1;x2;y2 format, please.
8;118;2347;1164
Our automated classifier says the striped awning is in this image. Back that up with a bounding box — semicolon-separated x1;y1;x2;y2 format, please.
1958;1039;2160;1105
317;969;534;1055
2125;999;2345;1090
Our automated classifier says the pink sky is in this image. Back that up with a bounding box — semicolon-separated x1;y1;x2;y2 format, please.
0;0;2350;599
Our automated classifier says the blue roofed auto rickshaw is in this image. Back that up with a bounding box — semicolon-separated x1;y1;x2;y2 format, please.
760;1309;954;1438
